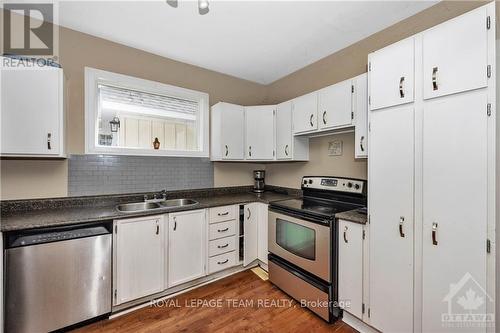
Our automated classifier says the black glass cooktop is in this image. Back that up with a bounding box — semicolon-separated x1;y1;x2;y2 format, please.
271;197;360;218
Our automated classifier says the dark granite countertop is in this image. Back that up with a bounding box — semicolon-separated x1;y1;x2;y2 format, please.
0;187;297;232
336;209;368;224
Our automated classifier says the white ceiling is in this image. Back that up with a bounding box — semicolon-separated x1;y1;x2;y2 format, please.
59;1;437;84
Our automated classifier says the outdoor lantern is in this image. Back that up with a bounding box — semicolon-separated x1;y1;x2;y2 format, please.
109;116;120;133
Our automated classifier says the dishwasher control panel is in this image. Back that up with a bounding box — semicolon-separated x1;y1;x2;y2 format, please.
6;224;111;248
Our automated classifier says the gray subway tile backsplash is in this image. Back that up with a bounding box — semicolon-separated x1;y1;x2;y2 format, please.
68;155;214;196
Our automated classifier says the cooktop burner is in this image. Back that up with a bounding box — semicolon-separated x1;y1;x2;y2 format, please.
269;176;367;220
271;197;359;218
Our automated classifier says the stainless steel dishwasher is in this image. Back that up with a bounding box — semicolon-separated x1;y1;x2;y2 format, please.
4;223;112;333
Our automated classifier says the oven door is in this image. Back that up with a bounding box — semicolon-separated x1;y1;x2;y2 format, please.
268;210;331;282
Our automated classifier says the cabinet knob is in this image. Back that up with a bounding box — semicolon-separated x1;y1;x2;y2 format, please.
399;216;405;238
217;243;229;249
217;259;229;265
47;133;52;150
322;111;327;125
309;114;314;127
173;217;177;231
432;222;438;245
432;67;438;91
247;207;251;220
217;227;229;233
360;136;365;152
399;76;405;98
343;225;348;243
225;145;229;156
284;144;289;156
248;146;252;157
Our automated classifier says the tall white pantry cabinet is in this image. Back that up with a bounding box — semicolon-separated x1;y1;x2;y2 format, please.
368;3;497;333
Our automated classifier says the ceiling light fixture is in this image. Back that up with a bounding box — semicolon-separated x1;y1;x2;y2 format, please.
166;0;178;8
198;0;209;15
166;0;209;15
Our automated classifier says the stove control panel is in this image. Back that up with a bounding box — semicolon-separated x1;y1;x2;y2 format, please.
302;176;365;194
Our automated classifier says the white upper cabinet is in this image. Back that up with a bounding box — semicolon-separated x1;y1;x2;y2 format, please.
245;106;275;160
422;6;488;100
369;37;414;110
354;73;368;158
292;92;318;134
1;63;64;157
318;79;353;130
211;102;245;160
275;101;309;161
114;216;165;305
168;210;206;288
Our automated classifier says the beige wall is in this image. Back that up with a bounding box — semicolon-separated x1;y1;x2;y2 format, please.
0;23;267;200
1;1;488;199
265;133;367;189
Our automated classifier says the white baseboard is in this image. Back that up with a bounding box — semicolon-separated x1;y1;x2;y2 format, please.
342;311;380;333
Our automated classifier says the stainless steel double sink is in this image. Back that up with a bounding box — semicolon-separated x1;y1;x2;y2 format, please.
116;198;198;213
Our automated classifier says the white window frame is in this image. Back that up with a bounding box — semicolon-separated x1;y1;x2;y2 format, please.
85;67;209;157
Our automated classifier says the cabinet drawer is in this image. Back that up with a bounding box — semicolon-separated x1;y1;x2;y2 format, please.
209;220;236;240
208;252;237;274
209;205;236;224
209;236;236;257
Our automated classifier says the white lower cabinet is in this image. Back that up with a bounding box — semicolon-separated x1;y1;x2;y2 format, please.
114;215;165;305
368;105;414;333
167;210;207;288
338;220;365;320
243;203;268;267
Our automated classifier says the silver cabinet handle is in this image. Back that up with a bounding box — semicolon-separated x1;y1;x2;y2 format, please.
248;146;252;157
218;227;229;233
47;133;52;150
432;222;438;245
343;225;348;243
156;220;159;235
247;207;251;220
217;212;229;216
284;144;289;156
399;77;405;98
360;136;365;152
217;243;229;249
173;217;177;231
224;145;229;156
217;259;229;265
399;216;405;238
322;111;327;125
309;114;314;127
432;67;438;91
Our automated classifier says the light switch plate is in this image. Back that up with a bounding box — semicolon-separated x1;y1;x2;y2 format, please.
328;140;343;156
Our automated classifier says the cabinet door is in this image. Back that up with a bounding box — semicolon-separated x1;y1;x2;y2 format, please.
221;104;245;160
257;203;268;265
354;73;368;158
168;210;206;287
115;216;164;305
422;91;488;333
243;203;258;266
338;220;363;319
369;105;414;332
318;79;353;130
1;67;62;155
423;6;487;100
245;106;275;160
292;92;318;134
276;101;293;160
369;37;414;110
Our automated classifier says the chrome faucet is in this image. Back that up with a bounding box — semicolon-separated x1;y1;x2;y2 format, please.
144;189;167;203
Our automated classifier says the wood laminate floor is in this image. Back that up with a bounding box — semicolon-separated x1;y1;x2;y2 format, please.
73;270;357;333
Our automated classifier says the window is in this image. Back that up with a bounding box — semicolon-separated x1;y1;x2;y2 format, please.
85;68;209;157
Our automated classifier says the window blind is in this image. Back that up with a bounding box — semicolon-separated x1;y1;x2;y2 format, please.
98;84;198;117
